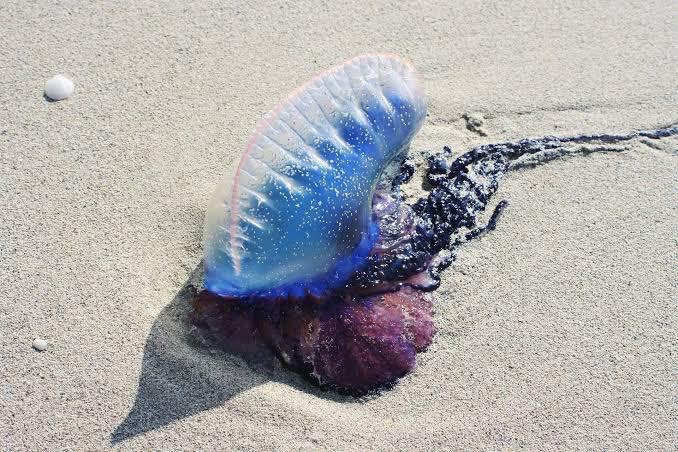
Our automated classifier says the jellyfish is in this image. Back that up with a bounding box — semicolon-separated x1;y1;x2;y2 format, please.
192;53;677;395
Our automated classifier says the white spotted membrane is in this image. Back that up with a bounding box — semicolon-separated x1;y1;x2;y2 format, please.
203;54;427;297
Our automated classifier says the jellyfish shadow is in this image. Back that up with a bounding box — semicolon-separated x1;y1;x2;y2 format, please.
111;263;351;444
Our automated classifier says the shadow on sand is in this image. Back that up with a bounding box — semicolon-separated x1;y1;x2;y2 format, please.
111;263;351;444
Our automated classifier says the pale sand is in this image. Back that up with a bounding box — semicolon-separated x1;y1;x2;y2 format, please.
1;1;677;450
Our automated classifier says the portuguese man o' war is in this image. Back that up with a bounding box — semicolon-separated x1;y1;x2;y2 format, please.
203;54;426;297
192;53;678;395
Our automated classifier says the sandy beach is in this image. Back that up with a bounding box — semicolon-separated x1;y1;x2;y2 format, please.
1;0;676;449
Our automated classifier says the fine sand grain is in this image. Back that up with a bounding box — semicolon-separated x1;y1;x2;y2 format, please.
1;1;676;450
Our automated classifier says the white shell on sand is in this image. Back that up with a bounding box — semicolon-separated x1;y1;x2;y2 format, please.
44;74;74;101
32;338;48;351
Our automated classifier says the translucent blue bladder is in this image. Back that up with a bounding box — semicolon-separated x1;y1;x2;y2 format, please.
203;54;427;297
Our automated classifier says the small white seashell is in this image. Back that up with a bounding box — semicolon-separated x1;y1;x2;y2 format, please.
32;338;48;351
44;74;74;101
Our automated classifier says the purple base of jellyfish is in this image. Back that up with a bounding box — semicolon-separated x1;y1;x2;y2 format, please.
192;124;676;396
193;289;434;395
